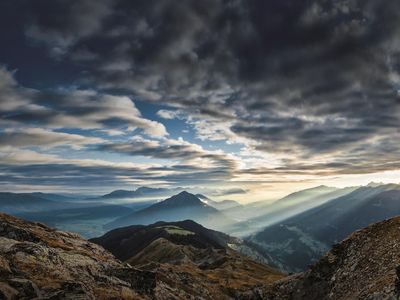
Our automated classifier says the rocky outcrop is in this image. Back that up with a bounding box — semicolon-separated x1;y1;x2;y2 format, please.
0;213;143;299
241;217;400;299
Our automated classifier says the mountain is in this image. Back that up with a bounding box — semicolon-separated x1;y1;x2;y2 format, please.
248;186;357;228
196;194;242;210
213;199;242;209
105;191;236;231
222;186;344;223
249;184;400;273
0;212;143;299
0;192;136;238
91;220;231;261
92;219;284;297
16;204;133;238
0;212;283;299
0;192;80;214
2;212;400;299
244;216;400;300
195;193;210;200
29;192;77;201
91;219;269;265
101;186;184;199
222;186;356;237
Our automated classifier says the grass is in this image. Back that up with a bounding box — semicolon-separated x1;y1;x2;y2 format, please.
156;225;195;236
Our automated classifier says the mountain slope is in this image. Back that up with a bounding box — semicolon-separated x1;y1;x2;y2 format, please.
105;191;235;231
249;184;400;273
2;212;400;299
224;186;356;237
224;185;339;223
0;213;143;299
244;216;400;299
16;204;133;238
92;219;284;298
250;186;356;226
92;219;267;263
0;192;79;214
196;194;242;210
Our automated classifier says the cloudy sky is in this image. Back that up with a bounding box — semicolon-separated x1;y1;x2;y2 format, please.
1;0;399;201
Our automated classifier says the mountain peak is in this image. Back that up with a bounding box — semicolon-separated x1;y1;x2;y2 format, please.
164;191;202;206
367;181;385;187
176;190;192;196
104;190;235;231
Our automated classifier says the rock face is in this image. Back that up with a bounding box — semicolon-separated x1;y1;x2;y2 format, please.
242;217;400;300
0;213;142;299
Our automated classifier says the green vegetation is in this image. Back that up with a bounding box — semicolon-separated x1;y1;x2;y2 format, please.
156;225;195;236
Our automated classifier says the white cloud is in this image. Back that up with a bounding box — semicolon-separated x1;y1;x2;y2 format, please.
157;109;180;120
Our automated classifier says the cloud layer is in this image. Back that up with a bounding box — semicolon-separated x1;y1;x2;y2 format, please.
0;0;400;194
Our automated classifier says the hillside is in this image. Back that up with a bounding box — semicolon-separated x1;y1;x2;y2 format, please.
0;213;142;299
2;212;400;299
243;216;400;299
92;219;284;298
196;194;242;210
249;184;400;273
92;219;270;265
0;192;72;214
222;186;356;237
0;213;282;299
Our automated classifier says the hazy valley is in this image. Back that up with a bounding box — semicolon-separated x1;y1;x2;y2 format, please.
2;182;400;276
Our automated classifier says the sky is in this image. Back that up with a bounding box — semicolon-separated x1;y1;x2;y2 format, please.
0;0;400;202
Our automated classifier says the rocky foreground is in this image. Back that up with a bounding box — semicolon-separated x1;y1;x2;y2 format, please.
241;217;400;300
0;213;281;299
0;213;400;299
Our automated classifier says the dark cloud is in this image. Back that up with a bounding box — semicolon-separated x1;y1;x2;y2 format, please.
23;0;400;159
0;159;234;191
25;0;113;56
1;0;400;191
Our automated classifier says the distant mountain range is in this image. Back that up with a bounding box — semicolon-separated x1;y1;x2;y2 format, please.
0;192;83;213
100;186;185;199
196;193;242;210
105;191;236;232
249;183;400;273
221;185;357;237
3;182;400;272
0;192;136;238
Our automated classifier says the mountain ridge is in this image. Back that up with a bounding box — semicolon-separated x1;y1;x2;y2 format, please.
249;183;400;273
1;212;400;299
105;191;236;231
